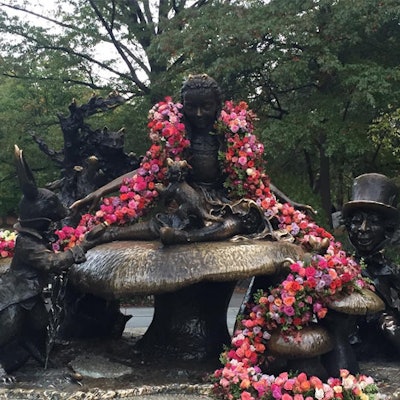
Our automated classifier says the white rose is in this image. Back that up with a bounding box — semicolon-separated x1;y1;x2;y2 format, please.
246;168;254;176
315;388;325;400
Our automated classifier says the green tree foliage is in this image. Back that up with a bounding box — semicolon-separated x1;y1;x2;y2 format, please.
0;66;91;216
0;0;217;101
0;0;215;217
153;0;400;225
261;0;400;223
0;72;150;217
150;1;282;104
0;0;400;226
369;107;400;160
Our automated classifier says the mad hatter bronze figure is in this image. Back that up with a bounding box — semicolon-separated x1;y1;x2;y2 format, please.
342;173;400;359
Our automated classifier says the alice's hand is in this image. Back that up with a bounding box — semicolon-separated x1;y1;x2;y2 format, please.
70;192;102;214
85;222;109;241
69;245;87;264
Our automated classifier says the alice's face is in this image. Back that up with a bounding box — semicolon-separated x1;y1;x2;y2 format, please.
347;210;387;256
182;90;218;133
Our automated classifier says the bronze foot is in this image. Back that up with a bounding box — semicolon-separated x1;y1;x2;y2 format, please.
159;227;190;245
85;222;109;241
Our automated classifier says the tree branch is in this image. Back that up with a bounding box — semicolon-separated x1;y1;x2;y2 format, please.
112;41;151;77
0;2;77;31
87;0;149;93
142;0;154;28
2;72;107;91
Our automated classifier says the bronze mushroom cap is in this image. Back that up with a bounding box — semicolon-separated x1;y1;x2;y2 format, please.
69;240;304;299
327;288;385;315
268;324;333;359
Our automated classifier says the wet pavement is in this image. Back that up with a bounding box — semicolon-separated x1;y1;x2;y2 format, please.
1;291;400;399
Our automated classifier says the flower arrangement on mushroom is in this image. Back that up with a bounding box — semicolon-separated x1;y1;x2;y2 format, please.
211;242;380;400
0;97;382;398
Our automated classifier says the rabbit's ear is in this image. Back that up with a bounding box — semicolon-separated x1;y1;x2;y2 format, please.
14;144;38;200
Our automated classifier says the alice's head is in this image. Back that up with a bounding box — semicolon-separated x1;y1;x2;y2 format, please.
180;74;222;133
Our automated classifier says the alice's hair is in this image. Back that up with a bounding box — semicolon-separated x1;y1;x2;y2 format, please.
180;74;222;108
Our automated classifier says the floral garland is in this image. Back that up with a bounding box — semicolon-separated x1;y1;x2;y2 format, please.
254;243;366;333
0;97;382;399
53;97;190;250
216;101;276;214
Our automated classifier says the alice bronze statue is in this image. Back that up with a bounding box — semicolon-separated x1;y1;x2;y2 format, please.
72;74;309;247
66;74;309;359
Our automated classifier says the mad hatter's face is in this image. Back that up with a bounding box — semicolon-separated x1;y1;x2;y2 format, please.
347;210;387;256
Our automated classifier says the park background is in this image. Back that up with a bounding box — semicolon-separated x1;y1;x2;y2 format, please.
0;0;399;234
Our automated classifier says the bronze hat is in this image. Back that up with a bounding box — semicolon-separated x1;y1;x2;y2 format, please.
342;173;399;219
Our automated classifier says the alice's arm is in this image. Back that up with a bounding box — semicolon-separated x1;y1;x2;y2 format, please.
270;182;316;215
70;169;137;213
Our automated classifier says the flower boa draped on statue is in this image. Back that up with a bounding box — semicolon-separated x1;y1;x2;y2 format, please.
52;98;334;250
0;97;381;399
211;248;381;400
54;98;278;248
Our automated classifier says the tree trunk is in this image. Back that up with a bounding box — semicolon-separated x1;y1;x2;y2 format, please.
304;149;315;190
319;132;332;228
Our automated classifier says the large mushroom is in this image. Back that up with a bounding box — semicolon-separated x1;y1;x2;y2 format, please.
264;289;385;378
267;324;334;379
327;288;385;315
68;239;304;360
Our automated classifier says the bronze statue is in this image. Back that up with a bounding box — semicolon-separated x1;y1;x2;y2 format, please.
72;74;255;243
32;94;140;227
63;74;313;358
0;146;89;383
157;158;224;228
72;74;308;246
342;173;400;360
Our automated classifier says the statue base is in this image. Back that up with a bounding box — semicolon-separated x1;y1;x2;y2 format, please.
0;333;399;399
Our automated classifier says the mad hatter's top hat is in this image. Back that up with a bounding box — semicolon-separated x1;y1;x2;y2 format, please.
342;173;399;219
